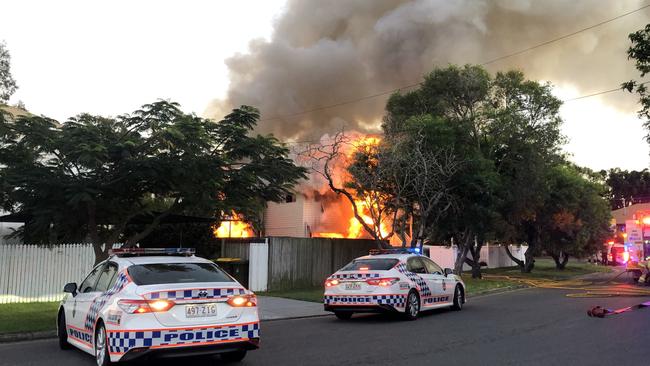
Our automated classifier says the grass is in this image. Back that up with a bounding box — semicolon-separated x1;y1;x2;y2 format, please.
0;301;59;334
260;258;612;303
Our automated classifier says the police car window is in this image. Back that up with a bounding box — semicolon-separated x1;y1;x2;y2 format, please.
341;259;398;271
422;258;443;275
94;263;118;293
407;257;426;274
127;262;234;285
79;264;104;293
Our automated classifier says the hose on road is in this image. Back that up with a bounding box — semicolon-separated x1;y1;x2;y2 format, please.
483;271;650;298
484;270;650;318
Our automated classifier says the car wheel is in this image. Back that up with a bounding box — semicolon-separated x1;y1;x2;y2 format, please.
451;285;464;311
94;323;112;366
334;311;353;320
403;290;420;320
221;350;247;363
57;311;71;350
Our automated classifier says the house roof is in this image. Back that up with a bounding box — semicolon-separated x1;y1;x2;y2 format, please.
611;203;650;225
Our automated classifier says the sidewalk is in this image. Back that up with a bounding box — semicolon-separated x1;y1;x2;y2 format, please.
257;296;330;321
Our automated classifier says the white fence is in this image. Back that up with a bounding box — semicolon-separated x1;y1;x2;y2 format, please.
425;244;528;270
0;244;95;304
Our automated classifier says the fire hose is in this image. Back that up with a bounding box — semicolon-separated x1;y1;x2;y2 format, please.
483;271;650;318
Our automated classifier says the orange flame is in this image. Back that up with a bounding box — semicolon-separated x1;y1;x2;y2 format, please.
312;135;393;240
213;212;254;238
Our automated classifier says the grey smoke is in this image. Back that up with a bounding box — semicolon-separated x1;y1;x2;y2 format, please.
206;0;648;140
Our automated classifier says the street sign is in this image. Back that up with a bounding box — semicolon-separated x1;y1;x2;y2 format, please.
626;220;643;244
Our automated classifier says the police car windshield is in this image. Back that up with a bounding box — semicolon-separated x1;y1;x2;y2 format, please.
341;258;398;271
128;262;234;285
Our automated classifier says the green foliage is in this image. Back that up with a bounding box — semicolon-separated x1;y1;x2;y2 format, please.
539;164;612;268
0;101;306;262
381;65;568;275
601;168;650;209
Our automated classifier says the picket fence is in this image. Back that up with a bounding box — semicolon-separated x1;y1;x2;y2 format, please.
0;244;96;304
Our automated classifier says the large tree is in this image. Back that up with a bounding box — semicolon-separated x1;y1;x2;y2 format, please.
540;164;612;269
383;65;565;276
0;101;306;263
0;41;18;104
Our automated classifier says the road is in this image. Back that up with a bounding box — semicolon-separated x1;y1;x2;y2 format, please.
2;288;649;366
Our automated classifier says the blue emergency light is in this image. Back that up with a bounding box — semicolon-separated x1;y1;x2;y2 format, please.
369;248;422;255
109;248;196;257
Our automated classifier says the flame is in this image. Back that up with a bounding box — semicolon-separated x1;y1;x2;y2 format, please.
312;135;394;240
313;232;345;238
213;212;254;238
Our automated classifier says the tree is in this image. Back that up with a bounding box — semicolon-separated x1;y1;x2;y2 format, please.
301;131;392;245
623;24;650;140
0;41;18;104
347;119;461;248
540;164;612;269
383;65;565;276
0;101;306;263
600;168;650;209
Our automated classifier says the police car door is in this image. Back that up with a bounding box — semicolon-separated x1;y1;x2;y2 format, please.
406;257;443;308
421;257;453;303
70;262;105;341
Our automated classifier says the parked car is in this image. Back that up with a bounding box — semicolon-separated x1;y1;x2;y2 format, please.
324;249;465;320
57;248;259;365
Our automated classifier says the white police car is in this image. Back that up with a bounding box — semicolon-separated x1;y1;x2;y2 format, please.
324;249;465;320
57;248;259;365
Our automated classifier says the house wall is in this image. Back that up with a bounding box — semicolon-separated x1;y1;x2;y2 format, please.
264;195;324;238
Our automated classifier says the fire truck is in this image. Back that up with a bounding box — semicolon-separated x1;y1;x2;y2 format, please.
619;215;650;284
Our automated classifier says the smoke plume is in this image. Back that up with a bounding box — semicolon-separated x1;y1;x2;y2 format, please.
206;0;648;140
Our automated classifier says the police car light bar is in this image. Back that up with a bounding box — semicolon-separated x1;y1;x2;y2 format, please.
109;248;196;257
369;248;421;255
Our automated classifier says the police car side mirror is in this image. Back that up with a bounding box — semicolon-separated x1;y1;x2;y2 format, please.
444;268;454;277
63;282;77;296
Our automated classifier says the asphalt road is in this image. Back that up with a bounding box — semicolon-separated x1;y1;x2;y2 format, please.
2;288;650;366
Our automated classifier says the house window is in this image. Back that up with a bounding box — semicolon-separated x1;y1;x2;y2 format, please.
285;194;296;203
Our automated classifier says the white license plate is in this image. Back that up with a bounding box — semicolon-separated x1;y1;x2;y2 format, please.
185;303;217;318
344;282;361;291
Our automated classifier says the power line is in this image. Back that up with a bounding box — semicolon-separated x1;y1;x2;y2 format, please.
258;3;650;123
480;3;650;66
280;80;649;145
563;81;650;102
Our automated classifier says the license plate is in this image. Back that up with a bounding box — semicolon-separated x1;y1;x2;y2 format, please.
185;303;217;318
344;282;361;291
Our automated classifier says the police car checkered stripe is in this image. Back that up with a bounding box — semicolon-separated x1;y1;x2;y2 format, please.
329;273;381;280
108;322;260;354
143;287;246;301
84;272;130;330
324;295;406;307
394;263;432;297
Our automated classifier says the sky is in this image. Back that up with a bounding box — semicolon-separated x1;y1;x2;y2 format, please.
0;0;648;172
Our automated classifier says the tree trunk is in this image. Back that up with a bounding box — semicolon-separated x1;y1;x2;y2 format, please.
522;246;535;273
504;245;524;267
551;251;569;270
467;238;483;279
454;245;469;275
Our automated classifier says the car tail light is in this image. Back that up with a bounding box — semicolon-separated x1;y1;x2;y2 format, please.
325;279;340;287
366;278;399;287
227;294;257;307
118;299;175;314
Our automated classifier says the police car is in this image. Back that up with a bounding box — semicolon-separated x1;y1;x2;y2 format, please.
57;248;259;365
324;249;465;320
